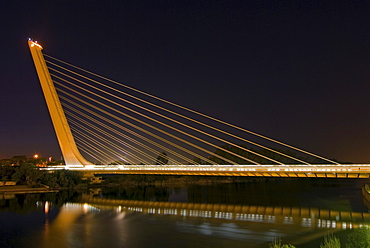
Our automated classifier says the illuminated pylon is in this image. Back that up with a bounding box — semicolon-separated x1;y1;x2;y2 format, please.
28;40;92;166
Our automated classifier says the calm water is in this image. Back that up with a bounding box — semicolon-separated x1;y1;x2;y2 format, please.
1;178;369;248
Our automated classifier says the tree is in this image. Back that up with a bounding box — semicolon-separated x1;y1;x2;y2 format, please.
269;239;295;248
346;227;370;248
11;155;27;166
320;235;340;248
0;165;16;181
13;163;42;187
155;152;168;165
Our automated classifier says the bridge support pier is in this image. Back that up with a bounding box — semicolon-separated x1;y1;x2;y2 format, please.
81;173;103;184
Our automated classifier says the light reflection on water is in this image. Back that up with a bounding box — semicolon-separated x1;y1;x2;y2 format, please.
1;179;370;247
37;200;369;248
40;204;283;248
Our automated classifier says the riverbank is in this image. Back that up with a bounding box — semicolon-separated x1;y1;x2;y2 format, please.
0;185;59;194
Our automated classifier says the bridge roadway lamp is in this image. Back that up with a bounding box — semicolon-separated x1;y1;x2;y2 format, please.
28;39;93;167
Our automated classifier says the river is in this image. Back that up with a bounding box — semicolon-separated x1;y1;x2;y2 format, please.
1;178;369;247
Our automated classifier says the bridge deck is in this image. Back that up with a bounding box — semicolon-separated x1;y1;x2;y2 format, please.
43;164;370;178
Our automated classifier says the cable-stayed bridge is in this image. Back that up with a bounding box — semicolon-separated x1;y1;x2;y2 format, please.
28;40;370;178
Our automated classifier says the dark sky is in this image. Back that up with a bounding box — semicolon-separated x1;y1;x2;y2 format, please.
1;1;370;163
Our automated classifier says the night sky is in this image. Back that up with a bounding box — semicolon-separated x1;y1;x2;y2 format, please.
1;1;370;163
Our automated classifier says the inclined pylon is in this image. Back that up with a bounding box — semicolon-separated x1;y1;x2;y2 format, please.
28;40;92;166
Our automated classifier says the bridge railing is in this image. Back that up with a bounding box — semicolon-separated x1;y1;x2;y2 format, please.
40;164;370;173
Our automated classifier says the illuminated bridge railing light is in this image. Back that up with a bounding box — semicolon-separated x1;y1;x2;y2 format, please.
164;209;177;215
148;208;156;214
214;212;233;220
301;218;312;227
319;219;338;228
284;216;294;225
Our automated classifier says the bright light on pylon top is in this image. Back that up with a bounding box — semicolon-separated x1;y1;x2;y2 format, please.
28;38;43;49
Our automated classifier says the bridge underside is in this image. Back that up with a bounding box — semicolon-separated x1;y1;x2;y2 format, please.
83;170;370;178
